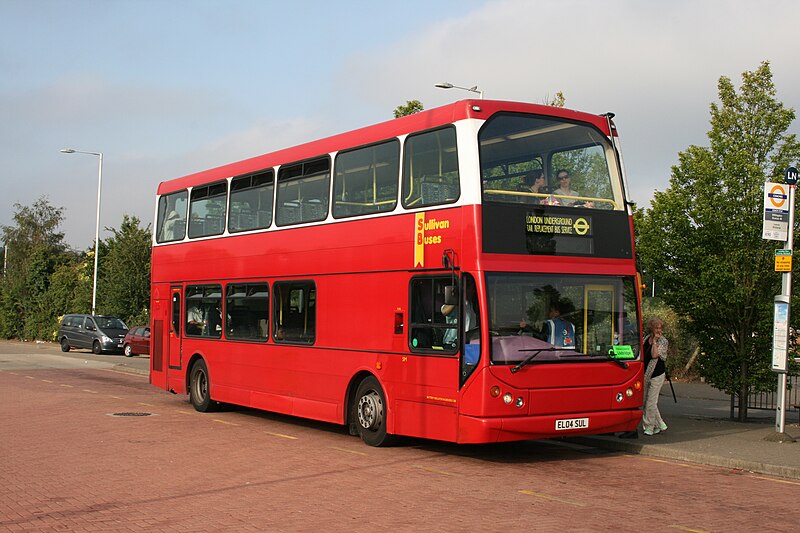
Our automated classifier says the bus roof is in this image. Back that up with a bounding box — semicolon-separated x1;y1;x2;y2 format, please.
157;99;614;195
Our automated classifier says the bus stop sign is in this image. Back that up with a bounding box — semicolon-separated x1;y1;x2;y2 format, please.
775;249;792;272
763;182;790;241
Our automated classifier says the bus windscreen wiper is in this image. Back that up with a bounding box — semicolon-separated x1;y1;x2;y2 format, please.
606;355;630;369
510;348;558;374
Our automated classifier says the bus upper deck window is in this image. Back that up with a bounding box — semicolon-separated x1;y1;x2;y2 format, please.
157;190;188;243
402;127;460;209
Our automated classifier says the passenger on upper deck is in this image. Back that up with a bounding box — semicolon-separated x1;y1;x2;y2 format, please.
553;170;594;208
518;171;547;195
163;210;181;240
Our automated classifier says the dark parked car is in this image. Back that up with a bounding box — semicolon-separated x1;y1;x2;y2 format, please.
58;314;128;355
123;326;150;357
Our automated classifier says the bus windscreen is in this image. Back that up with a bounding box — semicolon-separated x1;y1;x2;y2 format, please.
485;273;640;363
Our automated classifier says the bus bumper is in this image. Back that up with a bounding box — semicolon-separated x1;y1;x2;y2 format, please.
456;409;642;444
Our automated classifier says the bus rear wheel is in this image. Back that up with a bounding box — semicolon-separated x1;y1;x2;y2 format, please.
354;376;394;447
189;359;215;412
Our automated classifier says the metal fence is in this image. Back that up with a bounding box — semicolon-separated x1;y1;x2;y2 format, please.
747;374;800;413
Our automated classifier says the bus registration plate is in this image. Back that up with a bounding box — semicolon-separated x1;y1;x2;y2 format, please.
555;417;589;431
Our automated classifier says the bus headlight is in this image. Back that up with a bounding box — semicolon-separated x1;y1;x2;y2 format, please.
616;392;624;403
503;393;513;404
626;388;634;397
515;397;524;408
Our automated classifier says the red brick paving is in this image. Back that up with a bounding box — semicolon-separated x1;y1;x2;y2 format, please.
1;367;798;532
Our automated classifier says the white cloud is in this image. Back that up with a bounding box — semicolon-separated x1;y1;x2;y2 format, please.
1;86;327;249
71;116;328;249
2;75;224;130
4;0;800;248
334;0;800;206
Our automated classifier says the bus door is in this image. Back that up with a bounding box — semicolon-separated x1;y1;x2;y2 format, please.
168;286;183;370
583;285;615;354
398;274;469;442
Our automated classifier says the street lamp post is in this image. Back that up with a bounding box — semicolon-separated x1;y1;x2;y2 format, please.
435;82;484;99
60;148;103;316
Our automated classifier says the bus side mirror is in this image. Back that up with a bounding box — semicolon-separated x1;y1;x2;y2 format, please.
444;285;458;306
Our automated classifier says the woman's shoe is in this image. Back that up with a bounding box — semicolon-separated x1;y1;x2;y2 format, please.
659;422;668;432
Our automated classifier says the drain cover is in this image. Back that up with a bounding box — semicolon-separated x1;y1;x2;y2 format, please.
109;412;153;417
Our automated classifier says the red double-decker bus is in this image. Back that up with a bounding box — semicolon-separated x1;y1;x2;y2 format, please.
149;99;643;446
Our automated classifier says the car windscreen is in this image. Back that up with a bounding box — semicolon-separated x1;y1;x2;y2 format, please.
96;317;128;330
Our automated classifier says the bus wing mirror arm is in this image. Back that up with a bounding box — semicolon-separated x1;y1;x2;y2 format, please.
442;248;458;305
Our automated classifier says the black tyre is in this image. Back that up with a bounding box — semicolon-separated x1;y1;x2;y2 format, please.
189;359;215;412
123;344;133;357
92;340;102;355
60;338;70;352
353;376;394;447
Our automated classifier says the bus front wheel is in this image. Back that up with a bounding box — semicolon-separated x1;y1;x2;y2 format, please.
354;376;394;447
189;359;215;412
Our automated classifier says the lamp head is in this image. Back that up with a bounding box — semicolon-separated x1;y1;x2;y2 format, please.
435;82;454;89
60;148;75;153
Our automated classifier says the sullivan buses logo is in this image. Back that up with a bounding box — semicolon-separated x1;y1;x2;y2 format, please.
414;213;451;267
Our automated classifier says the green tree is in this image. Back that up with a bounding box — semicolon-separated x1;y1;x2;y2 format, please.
543;91;566;108
0;197;69;339
96;215;152;326
22;246;59;339
641;298;700;379
394;100;424;118
45;257;92;319
637;61;800;419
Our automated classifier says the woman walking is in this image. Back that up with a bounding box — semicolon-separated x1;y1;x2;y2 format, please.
642;317;669;435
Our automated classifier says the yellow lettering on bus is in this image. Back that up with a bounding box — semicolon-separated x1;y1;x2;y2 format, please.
414;213;425;267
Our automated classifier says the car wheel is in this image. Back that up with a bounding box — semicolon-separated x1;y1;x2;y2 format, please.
124;344;133;357
60;338;70;352
92;340;102;355
353;376;395;447
189;359;216;412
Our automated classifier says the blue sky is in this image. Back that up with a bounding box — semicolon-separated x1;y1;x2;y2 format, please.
2;0;799;248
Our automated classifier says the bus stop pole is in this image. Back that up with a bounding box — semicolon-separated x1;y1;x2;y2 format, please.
775;180;795;435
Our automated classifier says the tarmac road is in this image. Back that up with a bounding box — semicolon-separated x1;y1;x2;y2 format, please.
0;339;151;374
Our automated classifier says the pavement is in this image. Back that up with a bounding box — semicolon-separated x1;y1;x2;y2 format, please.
6;340;800;480
571;381;800;480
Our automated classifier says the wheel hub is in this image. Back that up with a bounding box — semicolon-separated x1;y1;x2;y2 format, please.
194;372;207;399
357;391;383;430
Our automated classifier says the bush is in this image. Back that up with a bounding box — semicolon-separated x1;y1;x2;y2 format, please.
642;298;700;381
